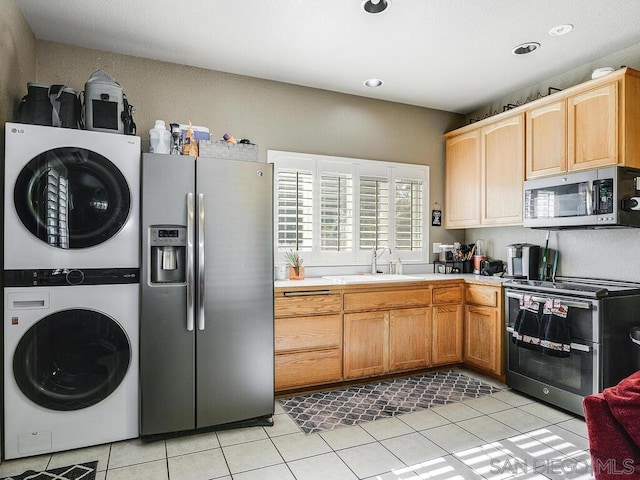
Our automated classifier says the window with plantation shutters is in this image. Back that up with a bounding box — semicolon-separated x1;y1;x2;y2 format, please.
320;172;353;252
269;150;429;266
395;178;423;251
275;168;313;252
359;176;389;251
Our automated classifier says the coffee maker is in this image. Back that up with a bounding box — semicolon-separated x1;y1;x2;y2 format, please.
506;243;540;279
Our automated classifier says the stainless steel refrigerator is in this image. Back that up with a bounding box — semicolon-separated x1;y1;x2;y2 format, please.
140;153;274;436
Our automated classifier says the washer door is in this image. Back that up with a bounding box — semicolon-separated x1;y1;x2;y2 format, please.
13;308;131;411
14;147;131;249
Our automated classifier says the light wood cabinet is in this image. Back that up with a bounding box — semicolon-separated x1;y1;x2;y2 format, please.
274;290;343;391
344;307;431;379
447;68;640;203
431;284;463;365
343;310;388;379
568;82;618;171
463;284;504;378
431;304;463;365
343;288;431;312
343;287;432;380
444;114;523;228
481;114;524;225
444;131;481;228
389;308;430;372
526;72;640;178
526;100;567;179
274;279;505;390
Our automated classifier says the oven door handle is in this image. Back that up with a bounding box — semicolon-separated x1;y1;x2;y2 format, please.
506;327;591;353
570;342;591;353
506;291;592;310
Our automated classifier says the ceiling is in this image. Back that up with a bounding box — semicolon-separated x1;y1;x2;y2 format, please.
16;0;640;114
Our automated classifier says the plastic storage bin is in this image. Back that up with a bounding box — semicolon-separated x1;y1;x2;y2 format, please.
198;140;259;162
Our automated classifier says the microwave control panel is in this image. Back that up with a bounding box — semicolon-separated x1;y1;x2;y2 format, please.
594;179;614;214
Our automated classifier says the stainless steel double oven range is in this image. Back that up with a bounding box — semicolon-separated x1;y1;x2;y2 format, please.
504;277;640;416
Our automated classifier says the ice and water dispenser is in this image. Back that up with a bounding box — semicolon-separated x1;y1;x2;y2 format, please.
149;226;186;284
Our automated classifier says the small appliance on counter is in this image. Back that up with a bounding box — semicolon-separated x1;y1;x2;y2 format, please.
505;243;540;279
480;260;505;276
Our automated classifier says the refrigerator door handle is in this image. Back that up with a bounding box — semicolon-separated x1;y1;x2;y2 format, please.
186;192;195;332
197;193;206;330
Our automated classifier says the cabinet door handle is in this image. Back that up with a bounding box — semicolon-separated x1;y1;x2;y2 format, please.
283;290;331;297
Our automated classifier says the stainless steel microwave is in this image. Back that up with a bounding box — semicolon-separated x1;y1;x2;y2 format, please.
523;166;640;229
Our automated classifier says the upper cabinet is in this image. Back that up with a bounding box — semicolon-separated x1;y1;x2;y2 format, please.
481;114;524;225
526;69;640;178
526;99;567;179
445;68;640;228
444;113;523;229
444;131;481;228
568;82;618;171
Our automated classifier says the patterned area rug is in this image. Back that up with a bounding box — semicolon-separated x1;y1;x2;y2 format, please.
279;370;502;434
0;462;97;480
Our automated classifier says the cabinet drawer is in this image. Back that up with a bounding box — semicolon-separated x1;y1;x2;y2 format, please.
432;285;463;304
275;314;342;353
275;292;342;317
465;284;499;307
275;348;342;391
344;288;430;312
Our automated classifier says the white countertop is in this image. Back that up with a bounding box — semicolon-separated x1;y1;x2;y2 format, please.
275;273;508;289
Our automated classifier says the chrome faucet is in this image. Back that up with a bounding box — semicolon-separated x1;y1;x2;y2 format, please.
371;246;391;274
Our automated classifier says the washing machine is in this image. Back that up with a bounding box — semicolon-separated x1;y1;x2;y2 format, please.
4;122;140;270
3;274;139;460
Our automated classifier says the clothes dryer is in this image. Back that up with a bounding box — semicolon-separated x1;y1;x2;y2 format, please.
3;276;139;459
4;123;140;270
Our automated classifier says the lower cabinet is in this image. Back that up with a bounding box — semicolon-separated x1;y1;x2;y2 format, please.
389;307;430;372
431;304;463;365
343;310;388;379
343;307;430;379
431;284;464;366
274;290;343;392
274;280;504;391
463;284;504;378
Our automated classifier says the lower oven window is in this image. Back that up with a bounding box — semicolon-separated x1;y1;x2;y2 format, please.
508;337;595;396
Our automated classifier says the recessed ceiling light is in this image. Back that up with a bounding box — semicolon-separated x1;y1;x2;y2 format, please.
549;24;574;36
362;0;389;14
512;42;540;55
364;78;384;88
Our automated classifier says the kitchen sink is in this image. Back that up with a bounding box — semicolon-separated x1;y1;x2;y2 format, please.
322;274;425;284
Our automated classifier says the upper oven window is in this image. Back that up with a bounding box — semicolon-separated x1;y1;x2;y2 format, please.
14;147;131;249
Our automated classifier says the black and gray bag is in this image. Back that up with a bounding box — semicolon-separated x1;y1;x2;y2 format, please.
17;82;81;128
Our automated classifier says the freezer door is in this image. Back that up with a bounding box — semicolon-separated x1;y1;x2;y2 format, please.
140;153;197;435
195;158;274;428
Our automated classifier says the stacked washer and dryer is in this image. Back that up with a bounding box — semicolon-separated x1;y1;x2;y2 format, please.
3;122;141;459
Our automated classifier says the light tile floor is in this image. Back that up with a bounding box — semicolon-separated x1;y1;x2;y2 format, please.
0;370;595;480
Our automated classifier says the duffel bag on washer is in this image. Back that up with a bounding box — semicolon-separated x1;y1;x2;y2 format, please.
17;82;81;128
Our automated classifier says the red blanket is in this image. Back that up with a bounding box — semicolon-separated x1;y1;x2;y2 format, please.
584;372;640;479
603;371;640;447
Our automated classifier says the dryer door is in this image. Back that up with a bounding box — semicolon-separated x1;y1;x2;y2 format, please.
14;147;131;249
13;308;131;411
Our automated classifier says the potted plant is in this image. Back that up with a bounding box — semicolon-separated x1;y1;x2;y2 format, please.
285;250;304;280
